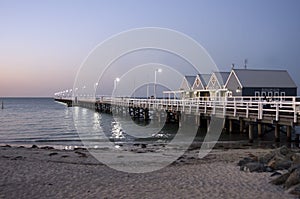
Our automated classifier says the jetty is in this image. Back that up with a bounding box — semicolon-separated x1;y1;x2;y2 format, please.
55;67;300;143
55;96;300;143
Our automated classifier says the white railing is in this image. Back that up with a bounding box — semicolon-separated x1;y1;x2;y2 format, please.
109;96;300;123
56;96;300;123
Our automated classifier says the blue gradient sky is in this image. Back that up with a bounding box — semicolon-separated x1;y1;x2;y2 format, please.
0;0;299;96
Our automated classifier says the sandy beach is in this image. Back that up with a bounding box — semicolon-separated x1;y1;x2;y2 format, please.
0;145;297;199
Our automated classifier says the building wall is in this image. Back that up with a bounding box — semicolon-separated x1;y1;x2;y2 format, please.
207;74;221;90
179;79;190;91
225;73;242;96
192;76;205;90
242;88;297;97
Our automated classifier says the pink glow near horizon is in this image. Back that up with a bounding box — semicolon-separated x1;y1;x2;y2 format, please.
1;0;300;96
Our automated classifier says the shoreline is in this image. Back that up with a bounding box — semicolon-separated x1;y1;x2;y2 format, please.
1;137;298;151
0;145;297;198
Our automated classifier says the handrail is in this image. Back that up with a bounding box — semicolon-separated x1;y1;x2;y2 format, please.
55;96;300;123
109;96;300;122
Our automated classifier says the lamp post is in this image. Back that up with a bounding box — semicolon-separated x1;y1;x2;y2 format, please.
147;83;149;99
69;89;72;99
94;83;98;98
74;88;78;103
82;86;86;98
114;77;120;96
154;68;162;99
74;88;78;97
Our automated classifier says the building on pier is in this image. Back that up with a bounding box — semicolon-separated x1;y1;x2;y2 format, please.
177;68;297;100
191;74;211;98
206;72;230;99
225;69;297;97
179;75;196;99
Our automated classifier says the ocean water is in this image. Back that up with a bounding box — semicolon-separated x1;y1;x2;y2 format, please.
0;98;295;149
0;98;79;148
0;98;182;148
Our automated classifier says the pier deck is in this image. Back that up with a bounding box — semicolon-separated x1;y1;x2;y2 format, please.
55;96;300;142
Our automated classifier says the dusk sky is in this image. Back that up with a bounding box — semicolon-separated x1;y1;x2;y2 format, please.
0;0;300;97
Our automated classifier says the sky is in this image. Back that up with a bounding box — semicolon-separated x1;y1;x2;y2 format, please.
0;0;300;97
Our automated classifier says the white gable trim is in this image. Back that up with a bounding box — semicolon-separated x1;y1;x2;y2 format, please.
207;73;221;89
179;78;186;89
179;77;190;90
192;75;204;90
224;70;243;88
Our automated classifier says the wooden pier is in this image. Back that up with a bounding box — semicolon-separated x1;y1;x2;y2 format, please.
55;96;300;143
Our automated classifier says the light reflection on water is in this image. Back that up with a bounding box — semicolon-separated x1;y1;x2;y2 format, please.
0;98;296;149
111;121;125;139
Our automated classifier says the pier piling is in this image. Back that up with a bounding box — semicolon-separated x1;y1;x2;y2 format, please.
286;126;292;142
239;120;244;133
207;118;210;129
229;119;233;133
275;124;280;142
296;134;300;145
258;123;262;137
249;123;254;143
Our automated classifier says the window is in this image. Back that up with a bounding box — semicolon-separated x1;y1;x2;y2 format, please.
211;76;216;85
255;91;260;101
280;92;286;102
261;92;266;97
268;92;272;97
274;92;279;101
196;78;200;87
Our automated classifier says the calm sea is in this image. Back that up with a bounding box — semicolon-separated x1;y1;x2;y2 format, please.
0;98;295;149
0;98;79;148
0;98;180;148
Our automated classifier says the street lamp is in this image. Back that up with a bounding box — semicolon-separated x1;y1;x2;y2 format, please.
74;88;78;103
114;78;120;96
94;83;98;98
74;87;78;97
154;68;162;98
69;89;72;99
82;86;86;98
94;83;98;90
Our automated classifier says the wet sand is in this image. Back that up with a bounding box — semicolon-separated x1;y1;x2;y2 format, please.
0;145;296;199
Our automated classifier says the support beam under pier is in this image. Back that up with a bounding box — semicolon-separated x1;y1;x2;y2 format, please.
195;114;200;126
249;123;253;143
275;124;280;142
207;118;210;129
229;119;233;133
239;120;244;133
258;123;262;138
286;125;292;142
296;134;300;145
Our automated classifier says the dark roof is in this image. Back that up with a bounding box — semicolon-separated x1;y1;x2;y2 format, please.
214;72;230;86
185;75;196;87
233;69;297;88
199;74;211;87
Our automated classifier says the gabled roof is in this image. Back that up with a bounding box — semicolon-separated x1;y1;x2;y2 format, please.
214;72;230;86
185;75;196;87
179;75;196;90
198;74;211;87
232;69;297;88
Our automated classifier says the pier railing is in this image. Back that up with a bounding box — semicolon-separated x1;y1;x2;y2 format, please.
55;96;300;125
107;96;300;124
